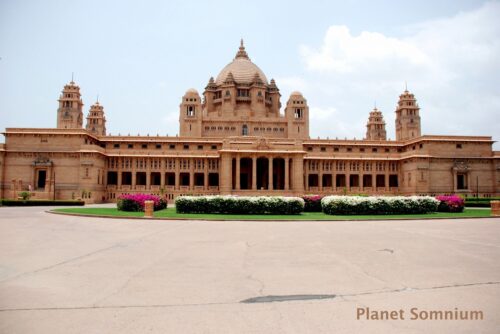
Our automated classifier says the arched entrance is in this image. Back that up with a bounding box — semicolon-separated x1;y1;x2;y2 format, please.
273;158;285;190
240;157;252;189
256;157;268;190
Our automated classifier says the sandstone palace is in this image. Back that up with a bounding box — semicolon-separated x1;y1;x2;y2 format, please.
1;41;499;203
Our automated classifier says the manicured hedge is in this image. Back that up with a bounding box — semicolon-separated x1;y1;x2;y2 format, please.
117;194;167;212
321;196;439;215
175;196;304;215
436;195;465;212
302;195;324;212
464;197;499;207
1;199;85;206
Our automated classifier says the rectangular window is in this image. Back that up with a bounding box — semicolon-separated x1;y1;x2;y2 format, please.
128;144;133;149
197;145;203;150
183;144;189;150
107;171;118;185
457;174;467;189
169;144;175;149
456;144;463;149
363;175;372;187
113;144;120;149
376;175;385;187
141;144;148;149
156;144;161;149
336;174;346;187
211;145;217;150
349;175;359;187
389;175;399;187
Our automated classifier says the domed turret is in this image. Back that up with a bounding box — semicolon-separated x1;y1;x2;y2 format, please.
285;91;309;139
179;88;202;137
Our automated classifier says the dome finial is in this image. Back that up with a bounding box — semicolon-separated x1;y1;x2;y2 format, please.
235;39;250;60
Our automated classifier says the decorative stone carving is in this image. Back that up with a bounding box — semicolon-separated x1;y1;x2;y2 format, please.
453;160;470;171
32;157;53;166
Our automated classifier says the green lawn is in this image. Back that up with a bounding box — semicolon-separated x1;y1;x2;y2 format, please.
52;207;493;220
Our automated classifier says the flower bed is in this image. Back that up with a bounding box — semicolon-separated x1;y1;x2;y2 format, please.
436;195;465;212
302;195;324;212
321;195;439;215
117;194;167;212
175;196;304;215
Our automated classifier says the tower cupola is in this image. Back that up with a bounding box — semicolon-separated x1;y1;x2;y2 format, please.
395;88;421;141
366;107;387;141
85;100;107;136
57;80;84;129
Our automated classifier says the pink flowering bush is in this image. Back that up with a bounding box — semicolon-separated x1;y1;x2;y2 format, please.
436;195;464;213
117;193;167;212
302;195;324;212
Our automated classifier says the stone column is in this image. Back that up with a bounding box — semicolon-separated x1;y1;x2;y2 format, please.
319;161;323;192
346;170;350;191
235;156;241;190
131;158;137;190
219;153;232;195
305;160;309;191
385;163;389;191
360;172;364;190
284;157;290;191
146;158;151;190
204;158;209;190
252;156;257;190
332;169;336;192
189;158;194;190
160;159;166;188
293;156;305;193
268;156;273;190
175;158;180;191
117;160;122;188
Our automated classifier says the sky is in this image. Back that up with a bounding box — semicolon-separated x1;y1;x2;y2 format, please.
1;0;499;148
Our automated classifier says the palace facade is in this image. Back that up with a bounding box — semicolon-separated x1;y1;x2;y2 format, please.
1;41;499;202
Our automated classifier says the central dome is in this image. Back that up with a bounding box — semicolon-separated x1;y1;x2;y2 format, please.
215;41;268;85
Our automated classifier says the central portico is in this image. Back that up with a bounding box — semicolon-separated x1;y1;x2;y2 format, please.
218;137;306;195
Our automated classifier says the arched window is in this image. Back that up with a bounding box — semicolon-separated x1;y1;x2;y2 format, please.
186;106;195;117
242;124;248;136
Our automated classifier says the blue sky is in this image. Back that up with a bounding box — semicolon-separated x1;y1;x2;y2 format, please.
1;0;498;147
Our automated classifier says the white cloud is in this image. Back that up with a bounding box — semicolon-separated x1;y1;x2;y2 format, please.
300;26;430;73
297;2;500;145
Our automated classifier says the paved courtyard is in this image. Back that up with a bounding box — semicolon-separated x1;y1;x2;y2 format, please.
0;206;499;333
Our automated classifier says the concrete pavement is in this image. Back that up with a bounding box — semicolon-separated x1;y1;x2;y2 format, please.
0;206;499;333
